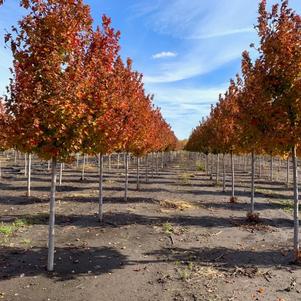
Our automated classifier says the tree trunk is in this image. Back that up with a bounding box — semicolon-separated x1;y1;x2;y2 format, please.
244;156;247;172
231;152;235;198
151;153;154;179
156;153;159;174
14;150;17;164
161;152;164;169
117;153;120;169
250;151;255;214
258;156;262;179
47;160;51;171
206;154;209;176
59;163;63;186
108;154;111;171
270;155;273;182
216;154;220;185
145;154;149;183
24;153;28;176
98;154;104;222
81;154;86;180
76;153;79;168
292;145;299;260
125;153;129;201
287;157;290;188
222;154;226;192
136;157;140;190
47;159;57;271
210;154;213;180
27;154;32;197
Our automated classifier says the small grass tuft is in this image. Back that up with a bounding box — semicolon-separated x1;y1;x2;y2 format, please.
162;222;174;235
271;199;297;213
0;224;14;236
13;219;28;228
196;163;205;172
0;218;28;237
20;238;31;245
179;173;195;184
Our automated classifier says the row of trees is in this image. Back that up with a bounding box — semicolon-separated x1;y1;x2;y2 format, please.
186;0;301;261
0;0;177;271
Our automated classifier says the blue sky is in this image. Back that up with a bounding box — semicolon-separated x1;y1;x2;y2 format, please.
1;0;301;139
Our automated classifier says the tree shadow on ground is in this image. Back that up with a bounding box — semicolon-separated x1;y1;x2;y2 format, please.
0;183;85;193
180;188;291;200
142;246;295;269
0;195;157;206
202;200;293;212
0;211;292;229
0;246;127;282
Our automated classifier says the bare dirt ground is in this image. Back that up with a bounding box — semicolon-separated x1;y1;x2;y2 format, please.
0;153;300;301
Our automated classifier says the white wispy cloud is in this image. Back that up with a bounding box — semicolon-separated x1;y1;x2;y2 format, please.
152;51;177;59
189;27;255;40
132;0;259;84
144;29;255;84
145;83;229;139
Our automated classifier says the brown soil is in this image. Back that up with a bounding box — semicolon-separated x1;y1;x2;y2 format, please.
0;154;300;301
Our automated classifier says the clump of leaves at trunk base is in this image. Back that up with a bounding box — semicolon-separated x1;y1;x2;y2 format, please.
230;196;238;204
246;211;260;224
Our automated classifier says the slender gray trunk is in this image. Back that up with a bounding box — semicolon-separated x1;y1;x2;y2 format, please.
81;154;86;180
117;153;120;169
76;153;79;168
136;157;140;190
292;146;299;260
206;154;209;175
27;154;32;197
47;159;57;271
250;151;255;214
47;160;50;171
97;154;100;174
231;152;235;198
108;154;111;171
287;157;290;188
98;155;104;222
222;154;226;192
259;156;262;179
145;154;149;183
59;163;63;186
125;153;129;201
24;153;28;176
244;156;247;172
210;154;213;180
161;152;164;169
14;150;17;164
156;153;159;173
151;153;154;179
270;155;273;182
277;157;280;181
216;154;220;185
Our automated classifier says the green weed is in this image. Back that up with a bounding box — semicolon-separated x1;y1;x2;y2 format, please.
0;218;28;237
162;222;174;235
0;224;14;236
196;163;205;172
